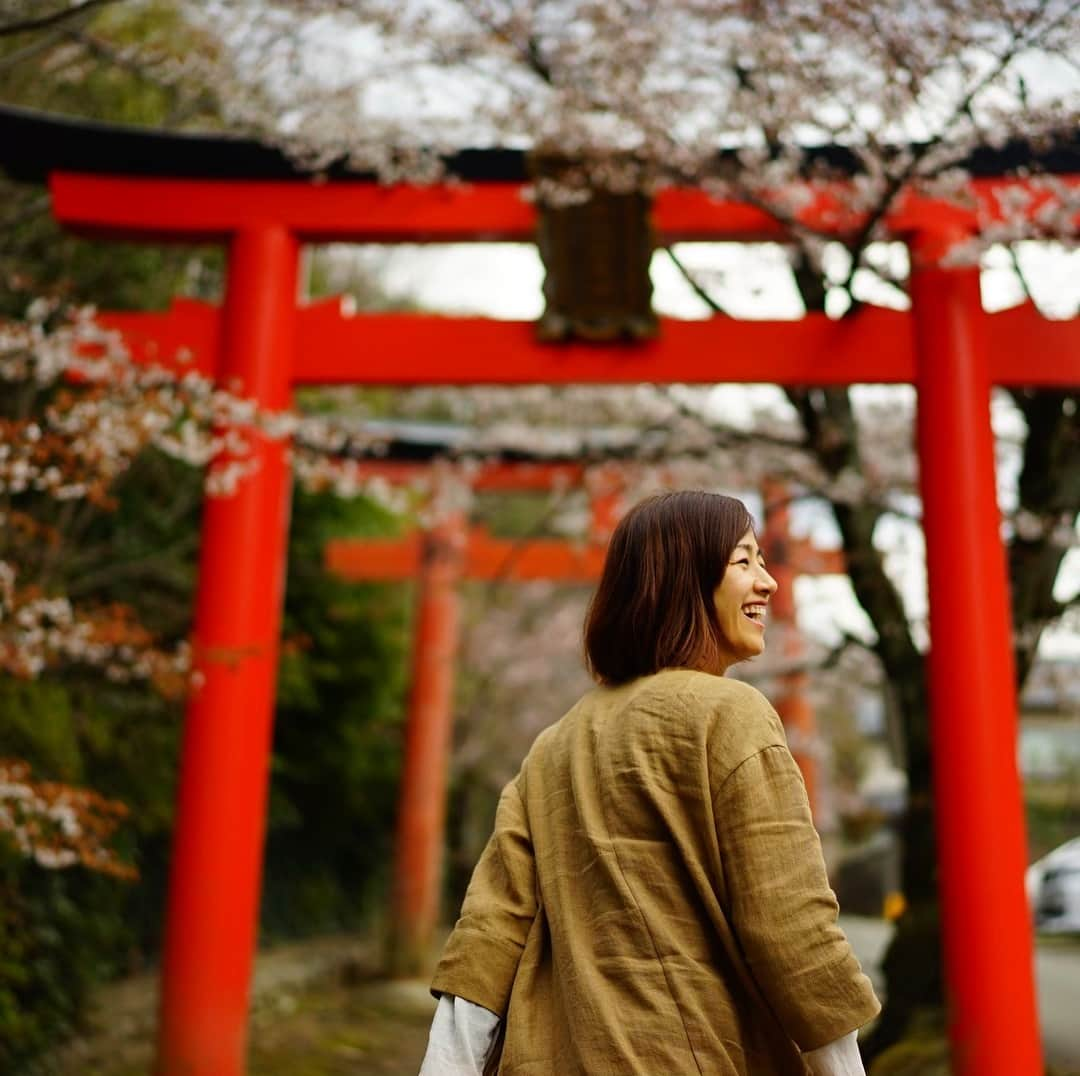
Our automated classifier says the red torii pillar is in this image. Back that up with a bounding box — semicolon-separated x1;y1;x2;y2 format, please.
389;500;467;974
51;167;1080;1076
910;232;1039;1074
155;228;298;1075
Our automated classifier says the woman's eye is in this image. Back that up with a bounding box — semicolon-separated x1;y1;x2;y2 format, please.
732;559;750;566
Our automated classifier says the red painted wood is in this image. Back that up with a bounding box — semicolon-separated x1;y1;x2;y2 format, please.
326;525;609;582
155;228;298;1076
323;460;592;491
97;298;219;379
99;298;1080;388
51;172;1080;244
389;510;467;974
762;481;820;814
45;160;1075;1076
982;304;1080;387
320;300;922;386
326;518;845;587
911;245;1042;1076
295;303;1078;387
51;175;536;243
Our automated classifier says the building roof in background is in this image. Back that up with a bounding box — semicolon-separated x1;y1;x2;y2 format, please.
1021;658;1080;714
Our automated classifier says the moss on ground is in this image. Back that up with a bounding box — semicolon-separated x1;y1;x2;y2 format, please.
247;977;433;1075
43;947;435;1076
871;1032;1080;1076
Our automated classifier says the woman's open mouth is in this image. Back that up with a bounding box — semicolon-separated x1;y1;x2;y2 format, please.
742;604;767;626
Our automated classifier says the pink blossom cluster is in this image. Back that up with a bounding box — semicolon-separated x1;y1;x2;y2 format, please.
0;758;135;878
0;555;193;695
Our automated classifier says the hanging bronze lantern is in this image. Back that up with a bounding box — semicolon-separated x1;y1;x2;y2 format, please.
530;156;658;342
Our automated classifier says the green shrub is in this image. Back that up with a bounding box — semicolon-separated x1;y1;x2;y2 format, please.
0;847;130;1072
0;478;408;1067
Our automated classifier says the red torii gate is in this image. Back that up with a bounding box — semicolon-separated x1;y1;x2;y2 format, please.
329;462;617;975
324;464;843;966
7;104;1080;1076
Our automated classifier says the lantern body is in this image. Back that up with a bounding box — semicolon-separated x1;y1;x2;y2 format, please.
533;160;657;342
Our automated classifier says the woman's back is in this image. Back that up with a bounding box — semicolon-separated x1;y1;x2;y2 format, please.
433;669;878;1075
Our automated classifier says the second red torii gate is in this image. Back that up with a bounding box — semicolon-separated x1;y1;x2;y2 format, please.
14;102;1080;1076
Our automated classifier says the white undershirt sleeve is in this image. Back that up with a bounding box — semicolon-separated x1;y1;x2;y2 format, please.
802;1030;867;1076
419;994;502;1076
419;994;863;1075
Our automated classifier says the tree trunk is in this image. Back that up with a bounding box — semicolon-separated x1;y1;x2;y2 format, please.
783;378;942;1060
1008;389;1080;687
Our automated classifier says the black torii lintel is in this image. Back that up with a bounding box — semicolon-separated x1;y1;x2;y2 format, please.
0;102;1078;185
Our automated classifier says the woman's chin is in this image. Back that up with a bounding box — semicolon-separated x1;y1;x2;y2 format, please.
741;637;766;660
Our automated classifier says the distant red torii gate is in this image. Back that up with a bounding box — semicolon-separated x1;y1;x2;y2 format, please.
34;132;1080;1076
327;462;619;976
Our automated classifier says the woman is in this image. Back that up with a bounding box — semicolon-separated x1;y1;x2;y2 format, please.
419;491;879;1075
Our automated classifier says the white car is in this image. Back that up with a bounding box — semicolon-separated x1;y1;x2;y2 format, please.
1026;837;1080;933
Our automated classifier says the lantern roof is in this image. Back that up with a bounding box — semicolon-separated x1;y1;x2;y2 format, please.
340;418;646;463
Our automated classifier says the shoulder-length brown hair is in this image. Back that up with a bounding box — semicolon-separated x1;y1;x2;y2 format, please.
583;491;754;685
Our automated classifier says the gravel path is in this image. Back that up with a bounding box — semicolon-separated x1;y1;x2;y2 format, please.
47;936;436;1076
47;920;1080;1074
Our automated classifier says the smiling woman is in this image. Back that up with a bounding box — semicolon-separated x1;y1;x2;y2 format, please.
583;491;760;683
713;528;779;668
421;490;879;1076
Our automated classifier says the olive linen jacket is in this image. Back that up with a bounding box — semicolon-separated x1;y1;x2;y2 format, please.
431;669;880;1075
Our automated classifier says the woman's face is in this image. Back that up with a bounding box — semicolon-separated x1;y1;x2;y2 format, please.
712;529;778;671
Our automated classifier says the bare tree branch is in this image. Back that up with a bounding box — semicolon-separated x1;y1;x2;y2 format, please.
837;3;1074;296
455;0;555;86
0;21;69;69
0;0;121;38
661;245;732;317
767;631;877;678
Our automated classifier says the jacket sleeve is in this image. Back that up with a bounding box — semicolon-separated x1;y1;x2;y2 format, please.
714;745;881;1051
430;769;537;1017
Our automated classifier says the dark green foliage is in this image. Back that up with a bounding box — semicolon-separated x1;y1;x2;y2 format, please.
0;449;197;1065
0;471;410;1066
0;847;130;1074
0;5;411;1065
0;2;226;321
263;488;410;938
1028;793;1080;864
0;463;410;1066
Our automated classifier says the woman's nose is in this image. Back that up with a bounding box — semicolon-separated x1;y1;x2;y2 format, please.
757;569;778;594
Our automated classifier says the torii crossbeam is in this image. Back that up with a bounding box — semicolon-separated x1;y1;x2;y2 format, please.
4;102;1078;1076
